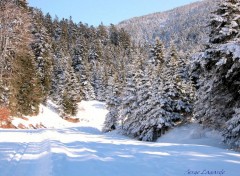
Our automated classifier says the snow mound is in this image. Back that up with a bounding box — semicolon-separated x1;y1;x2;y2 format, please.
157;123;227;149
11;100;108;130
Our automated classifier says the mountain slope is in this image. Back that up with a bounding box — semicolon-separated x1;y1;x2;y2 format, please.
118;0;219;54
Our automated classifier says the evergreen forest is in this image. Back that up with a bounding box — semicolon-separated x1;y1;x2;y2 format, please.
0;0;239;150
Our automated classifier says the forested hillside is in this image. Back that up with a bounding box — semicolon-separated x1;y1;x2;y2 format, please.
0;0;134;119
0;0;239;150
118;0;219;55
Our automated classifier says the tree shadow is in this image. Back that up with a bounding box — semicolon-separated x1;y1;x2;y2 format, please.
0;128;240;176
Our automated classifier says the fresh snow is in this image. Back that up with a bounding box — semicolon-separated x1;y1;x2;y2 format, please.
11;100;108;130
157;123;228;149
0;101;239;176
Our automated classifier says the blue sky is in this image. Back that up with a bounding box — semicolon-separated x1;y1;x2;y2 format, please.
28;0;200;26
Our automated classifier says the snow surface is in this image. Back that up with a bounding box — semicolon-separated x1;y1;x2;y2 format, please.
11;100;108;130
157;123;228;149
0;101;240;176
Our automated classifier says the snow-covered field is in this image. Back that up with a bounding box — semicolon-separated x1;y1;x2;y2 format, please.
0;101;240;176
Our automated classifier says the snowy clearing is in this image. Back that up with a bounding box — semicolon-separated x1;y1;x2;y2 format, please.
0;101;240;176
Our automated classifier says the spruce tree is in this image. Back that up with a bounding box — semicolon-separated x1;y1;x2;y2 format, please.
120;53;145;137
97;23;108;45
11;53;43;116
84;61;96;100
192;0;240;148
119;64;138;132
119;28;131;50
129;64;154;141
118;41;193;141
149;38;165;66
109;24;119;46
94;62;106;101
103;73;121;132
31;9;53;103
59;66;81;117
51;49;81;118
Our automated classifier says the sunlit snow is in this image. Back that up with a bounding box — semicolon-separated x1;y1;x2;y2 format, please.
0;101;239;176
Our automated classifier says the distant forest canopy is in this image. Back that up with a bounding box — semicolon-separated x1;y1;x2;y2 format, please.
118;0;219;55
0;0;239;149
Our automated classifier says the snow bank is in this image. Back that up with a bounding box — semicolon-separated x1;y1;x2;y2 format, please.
11;100;227;150
157;123;227;149
76;100;108;131
12;101;75;129
11;100;108;130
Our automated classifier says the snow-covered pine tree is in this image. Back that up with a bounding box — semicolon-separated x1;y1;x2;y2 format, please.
129;40;169;141
97;23;108;46
43;13;54;37
88;40;106;101
134;41;193;141
149;38;165;66
119;28;131;50
127;64;154;141
51;51;66;102
71;38;85;73
103;73;121;132
12;53;43;116
70;38;95;101
120;52;146;138
51;50;81;118
163;42;193;118
71;38;87;99
192;0;240;148
106;38;192;141
118;54;139;133
109;24;119;46
31;9;53;103
118;76;136;127
94;62;107;101
83;61;96;100
59;66;81;117
224;108;240;148
131;41;167;141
